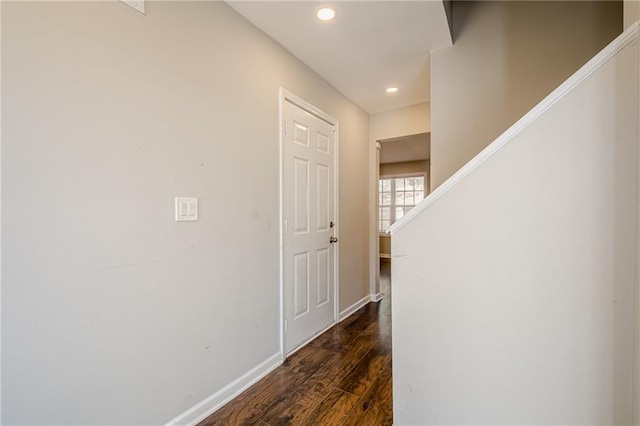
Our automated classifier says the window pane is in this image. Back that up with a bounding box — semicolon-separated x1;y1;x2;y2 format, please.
396;207;405;220
379;193;382;205
381;179;391;191
395;178;404;191
414;191;424;203
405;192;414;205
415;178;424;191
395;192;405;205
380;220;390;233
382;193;391;206
381;207;390;220
406;178;415;190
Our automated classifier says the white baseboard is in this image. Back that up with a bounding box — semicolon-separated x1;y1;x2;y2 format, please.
339;295;371;322
370;292;383;303
165;352;282;426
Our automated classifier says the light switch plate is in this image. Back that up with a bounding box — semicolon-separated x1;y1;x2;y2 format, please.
175;197;198;222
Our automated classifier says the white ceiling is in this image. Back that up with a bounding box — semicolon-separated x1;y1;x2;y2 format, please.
380;133;430;164
227;1;453;114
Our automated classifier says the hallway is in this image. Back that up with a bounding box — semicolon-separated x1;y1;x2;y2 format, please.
199;260;392;425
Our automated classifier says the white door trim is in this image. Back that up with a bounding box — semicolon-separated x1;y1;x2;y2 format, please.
278;88;339;360
369;138;380;300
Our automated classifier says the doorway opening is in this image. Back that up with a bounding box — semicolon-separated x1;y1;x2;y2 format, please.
376;132;430;290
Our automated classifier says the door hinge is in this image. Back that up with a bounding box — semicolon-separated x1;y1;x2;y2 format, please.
284;219;288;234
284;319;288;333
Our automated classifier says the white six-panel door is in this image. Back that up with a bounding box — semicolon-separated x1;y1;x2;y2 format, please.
283;98;336;355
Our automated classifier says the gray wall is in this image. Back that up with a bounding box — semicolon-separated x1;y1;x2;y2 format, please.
430;1;622;190
1;2;370;424
393;31;637;424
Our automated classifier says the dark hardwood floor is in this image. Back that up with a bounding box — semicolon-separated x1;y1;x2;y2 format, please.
198;259;392;426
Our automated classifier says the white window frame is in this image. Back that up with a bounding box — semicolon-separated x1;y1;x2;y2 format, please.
378;172;427;235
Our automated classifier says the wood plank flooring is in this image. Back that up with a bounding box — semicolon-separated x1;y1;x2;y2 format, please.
198;260;392;426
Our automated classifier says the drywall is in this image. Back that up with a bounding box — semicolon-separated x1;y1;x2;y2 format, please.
379;235;391;257
368;103;430;297
370;103;430;142
625;0;640;29
636;74;640;425
626;5;640;418
625;14;640;422
618;6;639;424
393;29;637;424
636;91;640;426
430;1;622;190
1;2;369;424
635;13;640;424
0;4;3;423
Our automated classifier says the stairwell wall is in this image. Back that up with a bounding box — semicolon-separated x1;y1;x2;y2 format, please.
430;1;622;191
393;26;638;424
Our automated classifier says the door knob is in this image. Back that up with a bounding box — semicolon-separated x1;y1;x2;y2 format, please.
330;236;338;244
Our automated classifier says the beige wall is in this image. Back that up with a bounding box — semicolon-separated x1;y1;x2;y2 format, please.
394;34;637;423
379;235;391;257
636;42;640;425
431;1;622;190
1;2;369;424
633;2;640;421
369;103;430;296
370;102;430;142
625;0;640;28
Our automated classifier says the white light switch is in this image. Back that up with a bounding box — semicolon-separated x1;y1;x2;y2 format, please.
175;197;198;222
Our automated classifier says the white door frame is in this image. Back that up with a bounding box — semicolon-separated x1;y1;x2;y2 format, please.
278;88;339;360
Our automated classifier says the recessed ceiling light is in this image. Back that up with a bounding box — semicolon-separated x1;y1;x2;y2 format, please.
316;7;336;21
386;87;399;93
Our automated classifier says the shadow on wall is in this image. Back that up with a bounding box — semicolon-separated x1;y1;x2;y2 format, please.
450;0;476;42
504;1;622;124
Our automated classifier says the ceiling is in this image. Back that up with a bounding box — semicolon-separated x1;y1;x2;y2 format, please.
227;1;453;114
380;133;430;164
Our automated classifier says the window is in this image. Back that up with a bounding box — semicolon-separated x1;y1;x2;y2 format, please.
379;175;424;233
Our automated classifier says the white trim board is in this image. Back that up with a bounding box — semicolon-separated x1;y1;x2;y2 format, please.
165;353;281;426
339;295;371;322
390;21;640;235
368;131;381;316
370;292;383;303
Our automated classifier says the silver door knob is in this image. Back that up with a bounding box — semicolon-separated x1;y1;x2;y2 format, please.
330;236;338;244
